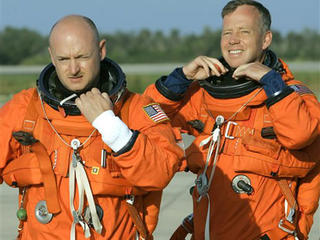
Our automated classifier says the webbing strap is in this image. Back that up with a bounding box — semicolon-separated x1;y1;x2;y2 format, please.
22;89;61;214
204;194;211;240
125;200;148;240
31;142;61;213
277;179;298;213
69;159;102;240
169;214;193;240
22;89;39;133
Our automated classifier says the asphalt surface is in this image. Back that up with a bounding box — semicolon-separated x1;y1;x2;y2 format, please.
0;171;319;240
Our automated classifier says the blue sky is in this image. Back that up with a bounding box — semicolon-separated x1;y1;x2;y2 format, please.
0;0;319;35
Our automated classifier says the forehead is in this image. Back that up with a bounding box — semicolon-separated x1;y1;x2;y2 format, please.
222;5;261;29
50;19;97;51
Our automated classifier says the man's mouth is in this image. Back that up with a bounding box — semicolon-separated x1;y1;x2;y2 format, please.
229;49;244;55
69;76;83;82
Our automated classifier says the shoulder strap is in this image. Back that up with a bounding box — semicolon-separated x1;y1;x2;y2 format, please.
16;88;61;214
22;88;39;132
266;179;298;239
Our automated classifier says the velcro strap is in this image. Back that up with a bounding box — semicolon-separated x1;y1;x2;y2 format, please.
31;142;61;214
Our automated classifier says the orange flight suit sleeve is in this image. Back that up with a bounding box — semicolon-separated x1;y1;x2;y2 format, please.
144;82;202;137
0;89;32;183
112;94;185;191
268;85;319;150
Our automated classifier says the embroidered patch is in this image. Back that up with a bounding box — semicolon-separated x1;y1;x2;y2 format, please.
289;84;313;95
143;104;169;123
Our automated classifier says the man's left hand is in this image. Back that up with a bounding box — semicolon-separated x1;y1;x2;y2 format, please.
75;88;113;123
232;62;271;82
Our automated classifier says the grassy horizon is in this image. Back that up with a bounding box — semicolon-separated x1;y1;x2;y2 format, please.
0;71;319;99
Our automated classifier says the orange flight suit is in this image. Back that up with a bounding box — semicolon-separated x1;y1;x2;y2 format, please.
0;88;184;240
144;59;320;240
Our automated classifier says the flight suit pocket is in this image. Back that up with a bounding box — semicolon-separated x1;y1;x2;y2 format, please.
233;134;315;178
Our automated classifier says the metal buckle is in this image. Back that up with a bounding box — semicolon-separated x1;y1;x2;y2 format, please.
126;195;135;205
278;219;295;234
224;121;238;139
286;207;295;223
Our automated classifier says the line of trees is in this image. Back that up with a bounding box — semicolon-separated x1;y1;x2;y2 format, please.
0;26;319;65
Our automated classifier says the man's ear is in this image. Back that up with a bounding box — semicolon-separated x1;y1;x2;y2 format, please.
99;39;106;60
48;47;56;66
262;31;272;50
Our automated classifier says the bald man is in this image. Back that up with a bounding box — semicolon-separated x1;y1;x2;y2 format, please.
0;15;184;240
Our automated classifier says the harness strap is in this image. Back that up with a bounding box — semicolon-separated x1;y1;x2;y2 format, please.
170;214;194;240
125;198;148;240
69;156;102;240
22;89;61;214
265;179;298;239
31;142;61;213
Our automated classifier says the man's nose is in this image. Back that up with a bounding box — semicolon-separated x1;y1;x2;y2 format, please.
69;59;80;75
229;32;240;45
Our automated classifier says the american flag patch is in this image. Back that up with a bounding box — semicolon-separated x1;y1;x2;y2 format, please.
289;84;314;95
143;104;169;123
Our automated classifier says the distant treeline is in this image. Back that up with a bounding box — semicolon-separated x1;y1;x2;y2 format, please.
0;26;319;65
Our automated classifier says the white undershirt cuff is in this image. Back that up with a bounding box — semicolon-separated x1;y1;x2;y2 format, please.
92;110;133;152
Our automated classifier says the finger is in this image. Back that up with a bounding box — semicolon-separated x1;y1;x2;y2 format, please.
101;92;111;101
75;97;82;109
85;90;94;97
202;57;221;77
214;60;229;73
213;63;221;73
203;57;228;73
91;88;101;94
232;66;246;79
197;57;211;77
79;93;87;101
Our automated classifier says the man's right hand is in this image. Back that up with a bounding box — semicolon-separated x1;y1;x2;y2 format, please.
75;88;113;123
182;56;228;80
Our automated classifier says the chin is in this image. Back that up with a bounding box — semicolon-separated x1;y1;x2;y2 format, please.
228;59;248;68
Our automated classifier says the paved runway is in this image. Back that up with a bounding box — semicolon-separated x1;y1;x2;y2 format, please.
1;171;319;240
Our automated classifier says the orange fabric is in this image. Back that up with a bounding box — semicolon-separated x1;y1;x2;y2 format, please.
144;59;320;240
0;88;184;240
31;142;61;214
125;201;148;239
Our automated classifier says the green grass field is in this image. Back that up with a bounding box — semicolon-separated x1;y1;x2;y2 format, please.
0;71;319;101
0;74;162;95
